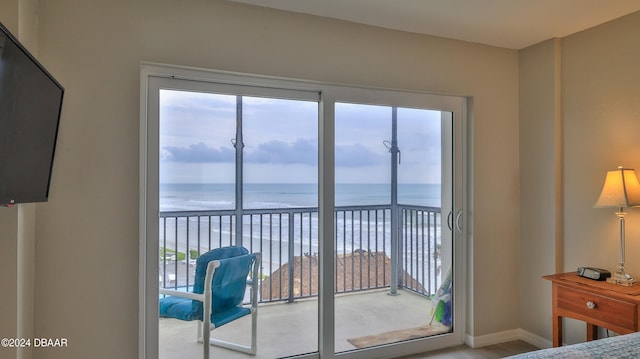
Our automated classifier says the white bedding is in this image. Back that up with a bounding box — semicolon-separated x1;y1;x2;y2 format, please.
503;332;640;358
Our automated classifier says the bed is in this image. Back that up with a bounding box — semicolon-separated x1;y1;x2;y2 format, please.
503;332;640;358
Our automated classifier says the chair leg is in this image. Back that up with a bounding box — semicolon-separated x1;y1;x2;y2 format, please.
203;320;210;359
198;312;257;355
251;307;257;354
208;338;255;355
196;321;207;358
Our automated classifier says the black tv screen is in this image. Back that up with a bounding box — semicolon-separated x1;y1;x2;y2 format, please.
0;22;64;205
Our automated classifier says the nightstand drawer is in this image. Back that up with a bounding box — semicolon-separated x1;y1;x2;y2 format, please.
557;285;636;331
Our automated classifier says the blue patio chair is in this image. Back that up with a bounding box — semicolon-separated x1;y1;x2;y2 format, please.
159;246;261;358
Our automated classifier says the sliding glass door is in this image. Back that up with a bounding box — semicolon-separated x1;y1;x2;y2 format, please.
153;78;320;359
333;102;455;353
140;64;466;359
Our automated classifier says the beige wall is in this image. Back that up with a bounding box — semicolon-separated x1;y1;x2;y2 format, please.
518;38;561;343
36;1;519;357
0;205;17;359
561;10;640;344
1;4;29;359
519;10;640;345
8;0;520;357
0;0;18;32
0;10;19;355
5;1;632;356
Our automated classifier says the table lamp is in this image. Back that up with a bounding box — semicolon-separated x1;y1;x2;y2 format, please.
594;166;640;286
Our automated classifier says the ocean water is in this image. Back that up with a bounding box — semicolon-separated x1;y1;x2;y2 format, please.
160;183;441;211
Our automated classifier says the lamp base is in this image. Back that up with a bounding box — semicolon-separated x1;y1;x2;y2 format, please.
606;271;638;286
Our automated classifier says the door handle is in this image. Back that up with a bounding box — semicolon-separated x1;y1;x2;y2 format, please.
455;210;463;232
447;211;453;231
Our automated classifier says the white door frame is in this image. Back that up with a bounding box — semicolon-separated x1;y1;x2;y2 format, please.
139;62;468;359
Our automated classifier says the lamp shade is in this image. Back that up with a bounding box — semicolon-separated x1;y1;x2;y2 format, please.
594;166;640;208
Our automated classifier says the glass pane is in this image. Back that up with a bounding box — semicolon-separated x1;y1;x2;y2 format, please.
397;108;452;332
243;96;318;208
335;103;390;206
159;90;236;211
158;89;319;359
334;103;452;353
397;108;441;207
242;96;319;357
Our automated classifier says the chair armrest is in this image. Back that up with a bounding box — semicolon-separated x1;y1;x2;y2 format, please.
249;253;261;308
246;254;261;289
159;288;204;302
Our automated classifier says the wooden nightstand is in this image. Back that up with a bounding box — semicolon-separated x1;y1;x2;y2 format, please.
544;272;640;347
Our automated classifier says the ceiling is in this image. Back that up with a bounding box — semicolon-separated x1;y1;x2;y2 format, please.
228;0;640;49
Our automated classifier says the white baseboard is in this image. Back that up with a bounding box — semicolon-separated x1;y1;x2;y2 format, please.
465;329;520;348
519;329;552;349
465;328;552;349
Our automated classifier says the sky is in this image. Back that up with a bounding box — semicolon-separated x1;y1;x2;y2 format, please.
159;89;443;184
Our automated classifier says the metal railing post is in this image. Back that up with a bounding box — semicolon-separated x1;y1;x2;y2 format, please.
234;96;244;246
389;107;400;295
288;212;295;303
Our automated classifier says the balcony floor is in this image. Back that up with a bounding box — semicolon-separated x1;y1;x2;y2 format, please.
160;289;447;359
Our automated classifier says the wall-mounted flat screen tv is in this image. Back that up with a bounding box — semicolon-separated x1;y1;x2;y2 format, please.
0;22;64;205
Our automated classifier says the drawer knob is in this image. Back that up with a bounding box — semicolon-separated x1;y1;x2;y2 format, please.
586;301;596;309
